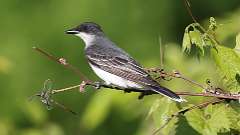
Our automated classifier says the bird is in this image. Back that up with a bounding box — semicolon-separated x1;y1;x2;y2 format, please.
66;22;184;102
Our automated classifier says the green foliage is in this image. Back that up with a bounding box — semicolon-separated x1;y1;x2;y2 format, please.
182;23;206;56
179;16;240;135
185;104;231;135
211;30;240;93
182;17;240;92
212;44;240;92
147;98;179;134
228;101;240;131
182;19;216;57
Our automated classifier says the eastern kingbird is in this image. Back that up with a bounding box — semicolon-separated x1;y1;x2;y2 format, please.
66;22;184;102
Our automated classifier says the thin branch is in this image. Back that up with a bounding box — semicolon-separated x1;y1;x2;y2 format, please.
53;100;78;115
32;47;240;100
145;68;205;89
33;47;91;83
183;0;198;24
51;84;82;94
173;72;205;89
48;82;240;100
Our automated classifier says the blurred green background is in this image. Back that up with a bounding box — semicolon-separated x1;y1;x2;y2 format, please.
0;0;240;135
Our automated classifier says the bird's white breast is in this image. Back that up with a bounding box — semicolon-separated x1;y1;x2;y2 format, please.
89;64;142;89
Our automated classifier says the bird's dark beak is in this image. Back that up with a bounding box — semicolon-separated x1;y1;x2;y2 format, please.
65;29;80;34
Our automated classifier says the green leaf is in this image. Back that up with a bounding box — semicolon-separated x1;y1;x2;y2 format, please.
182;31;191;53
182;23;211;56
184;108;205;134
185;104;231;135
227;101;240;131
189;30;205;56
148;98;179;135
211;45;240;92
175;116;200;135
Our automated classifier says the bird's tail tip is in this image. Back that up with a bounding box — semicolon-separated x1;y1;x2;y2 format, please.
148;85;187;102
171;97;187;102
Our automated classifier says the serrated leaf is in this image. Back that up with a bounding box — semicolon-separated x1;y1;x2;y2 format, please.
185;108;205;134
182;32;191;53
182;23;209;56
211;45;240;92
185;104;231;135
175;116;200;135
227;101;240;131
189;30;205;56
149;98;179;135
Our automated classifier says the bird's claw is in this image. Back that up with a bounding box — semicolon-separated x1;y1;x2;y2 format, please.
93;81;102;89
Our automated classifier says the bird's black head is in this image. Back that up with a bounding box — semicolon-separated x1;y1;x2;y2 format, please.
66;22;103;35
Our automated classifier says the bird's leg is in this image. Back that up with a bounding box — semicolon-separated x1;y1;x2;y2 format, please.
138;90;157;99
89;81;129;92
90;81;103;89
138;92;148;99
90;81;116;89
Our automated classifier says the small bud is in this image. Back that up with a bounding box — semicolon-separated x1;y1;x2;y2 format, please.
173;70;181;78
79;81;86;92
59;58;68;65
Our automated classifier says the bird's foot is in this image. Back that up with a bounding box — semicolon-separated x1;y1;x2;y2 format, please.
92;81;104;89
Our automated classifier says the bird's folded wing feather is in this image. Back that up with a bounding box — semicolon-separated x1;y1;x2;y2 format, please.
86;53;160;87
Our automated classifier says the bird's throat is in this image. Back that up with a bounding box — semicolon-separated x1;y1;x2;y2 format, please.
76;32;96;47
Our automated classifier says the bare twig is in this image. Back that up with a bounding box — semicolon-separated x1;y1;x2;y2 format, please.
53;100;78;115
33;47;91;83
183;0;198;24
51;84;82;94
145;68;205;89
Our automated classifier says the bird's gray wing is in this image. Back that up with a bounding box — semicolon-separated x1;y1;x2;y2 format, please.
86;52;160;87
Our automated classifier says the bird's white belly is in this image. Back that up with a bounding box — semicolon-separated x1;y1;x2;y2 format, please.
89;64;142;88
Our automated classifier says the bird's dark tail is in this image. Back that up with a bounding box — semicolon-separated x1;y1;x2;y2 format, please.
147;85;185;102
